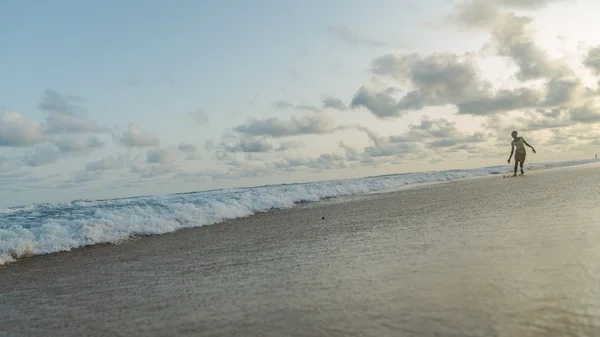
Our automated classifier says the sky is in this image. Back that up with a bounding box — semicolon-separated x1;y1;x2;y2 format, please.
1;0;600;207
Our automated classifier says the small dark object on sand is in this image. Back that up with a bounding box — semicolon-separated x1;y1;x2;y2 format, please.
321;216;325;220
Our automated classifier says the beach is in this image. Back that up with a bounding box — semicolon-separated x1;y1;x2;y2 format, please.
2;162;600;337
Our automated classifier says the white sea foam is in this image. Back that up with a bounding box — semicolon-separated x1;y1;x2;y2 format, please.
0;159;597;264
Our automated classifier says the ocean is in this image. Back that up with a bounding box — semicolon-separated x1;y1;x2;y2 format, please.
2;160;600;336
0;159;597;265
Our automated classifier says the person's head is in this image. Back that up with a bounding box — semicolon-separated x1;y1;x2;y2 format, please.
511;130;518;139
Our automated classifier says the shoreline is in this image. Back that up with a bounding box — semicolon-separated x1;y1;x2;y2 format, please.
2;162;600;336
2;160;599;268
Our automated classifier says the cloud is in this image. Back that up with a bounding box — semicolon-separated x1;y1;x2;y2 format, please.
275;140;303;151
132;164;176;179
272;100;294;110
0;111;48;147
322;96;348;110
22;145;60;167
449;0;568;29
583;47;600;75
491;14;568;81
233;111;335;137
188;109;209;125
178;143;202;160
449;0;503;28
351;53;489;118
328;25;387;48
58;170;104;188
54;136;105;154
116;122;160;147
220;136;274;153
450;1;568;81
43;113;108;135
498;0;569;9
352;117;487;160
456;87;542;115
569;104;600;124
271;100;320;112
38;88;85;116
147;147;180;164
86;155;127;171
350;86;404;118
270;153;348;172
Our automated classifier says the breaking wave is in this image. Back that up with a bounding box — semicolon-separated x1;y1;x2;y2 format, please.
1;159;596;264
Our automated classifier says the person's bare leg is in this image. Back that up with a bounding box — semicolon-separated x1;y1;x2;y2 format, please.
513;161;518;176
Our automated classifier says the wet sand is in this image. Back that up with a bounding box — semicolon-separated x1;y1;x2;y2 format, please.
2;163;600;337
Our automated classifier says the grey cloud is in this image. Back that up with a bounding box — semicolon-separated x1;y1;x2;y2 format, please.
147;147;180;164
43;113;109;135
23;145;60;167
499;0;569;9
271;153;348;172
405;118;487;148
328;25;387;48
542;78;584;107
276;140;303;152
354;118;486;157
38;89;86;116
271;100;319;112
222;136;273;153
72;170;103;184
272;100;294;110
570;104;600;124
54;136;105;153
456;77;584;116
350;86;405;118
322;96;348;110
178;143;202;160
135;164;177;179
450;1;568;81
354;53;490;118
117;123;160;147
188;109;209;125
234;112;335;138
491;14;568;81
583;47;600;75
0;111;48;147
58;171;103;188
86;155;127;171
177;143;197;153
457;87;541;115
450;0;568;29
338;142;362;162
449;0;502;28
204;140;215;152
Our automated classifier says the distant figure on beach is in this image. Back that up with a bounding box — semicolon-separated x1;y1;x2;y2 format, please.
507;130;536;177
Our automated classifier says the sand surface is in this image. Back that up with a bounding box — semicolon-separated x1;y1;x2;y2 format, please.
2;164;600;337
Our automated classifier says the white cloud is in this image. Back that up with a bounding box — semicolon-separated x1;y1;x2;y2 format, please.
86;155;127;171
0;111;48;147
116;123;160;147
233;112;336;137
147;147;180;164
22;145;60;167
54;136;105;154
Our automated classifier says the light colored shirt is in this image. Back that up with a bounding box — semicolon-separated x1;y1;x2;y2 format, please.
511;137;526;153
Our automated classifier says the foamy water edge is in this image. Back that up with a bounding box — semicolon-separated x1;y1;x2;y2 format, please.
0;159;597;265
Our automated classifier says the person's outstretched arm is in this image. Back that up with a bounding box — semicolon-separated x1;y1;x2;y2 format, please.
523;139;536;153
508;145;515;163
